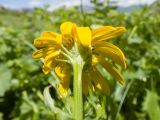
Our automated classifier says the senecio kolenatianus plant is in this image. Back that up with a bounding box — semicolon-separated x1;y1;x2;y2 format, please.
32;22;127;120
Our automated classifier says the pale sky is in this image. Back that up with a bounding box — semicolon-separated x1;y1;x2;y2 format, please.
0;0;156;9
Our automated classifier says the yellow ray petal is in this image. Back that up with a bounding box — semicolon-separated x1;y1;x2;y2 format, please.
32;49;44;59
34;37;60;48
44;50;60;68
91;67;110;94
92;55;99;66
56;34;62;44
42;65;52;74
55;64;65;78
58;74;71;97
82;71;92;96
92;26;127;42
93;41;126;69
92;26;116;37
94;47;124;68
60;21;76;36
55;63;71;96
98;58;125;85
42;58;58;74
32;47;58;59
58;83;68;97
41;31;57;38
76;27;91;47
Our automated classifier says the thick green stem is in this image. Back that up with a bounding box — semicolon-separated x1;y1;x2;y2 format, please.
61;43;84;120
72;55;84;120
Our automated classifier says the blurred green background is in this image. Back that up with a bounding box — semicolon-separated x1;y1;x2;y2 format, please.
0;0;160;120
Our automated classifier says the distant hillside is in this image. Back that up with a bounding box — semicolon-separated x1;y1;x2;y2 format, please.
77;4;142;12
0;4;147;13
118;5;141;12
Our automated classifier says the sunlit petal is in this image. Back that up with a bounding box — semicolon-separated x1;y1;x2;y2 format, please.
34;37;60;48
56;34;62;44
93;41;126;69
92;26;126;42
60;21;76;36
76;27;92;47
41;31;57;38
92;26;116;38
32;47;58;59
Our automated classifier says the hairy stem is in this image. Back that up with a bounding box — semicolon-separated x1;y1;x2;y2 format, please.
72;55;84;120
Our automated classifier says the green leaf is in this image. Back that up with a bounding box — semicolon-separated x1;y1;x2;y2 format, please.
143;90;160;120
43;86;73;120
0;64;12;96
95;104;106;119
128;35;143;44
43;86;55;111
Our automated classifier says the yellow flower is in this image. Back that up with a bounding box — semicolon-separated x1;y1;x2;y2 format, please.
32;21;127;96
32;22;76;96
74;24;127;95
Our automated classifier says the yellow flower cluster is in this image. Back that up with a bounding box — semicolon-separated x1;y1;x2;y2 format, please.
32;22;127;96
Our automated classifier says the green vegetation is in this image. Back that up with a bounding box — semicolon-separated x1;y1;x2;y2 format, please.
0;1;160;120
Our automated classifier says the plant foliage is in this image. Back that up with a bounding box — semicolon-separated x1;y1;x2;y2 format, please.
0;1;160;120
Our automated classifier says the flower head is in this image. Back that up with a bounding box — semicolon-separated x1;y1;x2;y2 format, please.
32;21;127;96
32;22;76;96
72;23;127;95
